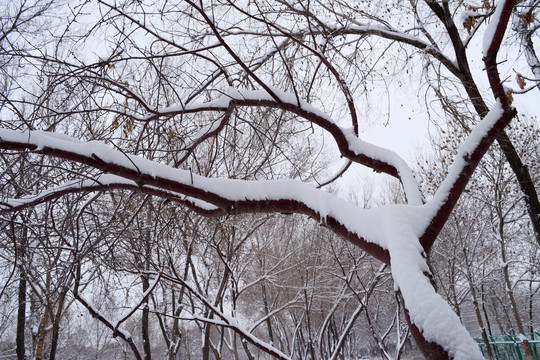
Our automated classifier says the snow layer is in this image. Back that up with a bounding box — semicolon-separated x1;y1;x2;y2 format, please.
431;101;504;208
382;207;484;359
118;86;424;205
483;0;506;56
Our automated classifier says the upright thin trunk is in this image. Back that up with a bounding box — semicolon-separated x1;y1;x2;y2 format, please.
261;283;274;344
16;271;26;360
49;289;68;360
142;275;152;360
48;319;60;360
34;314;47;360
142;208;152;360
461;243;494;360
202;322;211;360
481;280;494;337
472;293;494;360
528;280;536;334
500;231;534;360
448;260;461;318
15;218;27;360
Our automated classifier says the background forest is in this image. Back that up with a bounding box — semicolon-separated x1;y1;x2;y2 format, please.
0;0;539;359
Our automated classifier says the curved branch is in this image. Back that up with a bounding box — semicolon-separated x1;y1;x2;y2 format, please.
220;25;461;80
118;87;423;205
0;175;223;217
73;270;142;360
224;1;360;134
115;273;162;332
0;129;391;263
175;106;233;166
316;159;352;188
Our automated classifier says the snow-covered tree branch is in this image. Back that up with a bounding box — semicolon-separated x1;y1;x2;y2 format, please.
2;0;537;359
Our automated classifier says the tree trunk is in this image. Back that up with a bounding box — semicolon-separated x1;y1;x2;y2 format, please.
462;243;494;360
48;319;60;360
15;217;27;360
480;279;494;337
142;208;152;360
142;284;152;360
500;232;534;360
261;283;274;345
16;270;26;360
473;299;494;360
34;312;48;360
49;289;68;360
202;322;211;360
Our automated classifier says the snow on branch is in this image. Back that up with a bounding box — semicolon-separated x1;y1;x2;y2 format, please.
1;124;493;358
0;128;392;262
482;0;509;57
483;0;516;108
418;0;517;251
0;174;222;216
0;1;525;359
418;101;513;249
117;86;423;205
386;229;483;359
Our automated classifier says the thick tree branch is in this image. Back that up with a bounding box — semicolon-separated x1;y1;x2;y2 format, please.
117;88;423;204
0;130;391;263
419;0;518;253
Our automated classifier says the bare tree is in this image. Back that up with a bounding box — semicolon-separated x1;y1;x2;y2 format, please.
0;0;530;359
